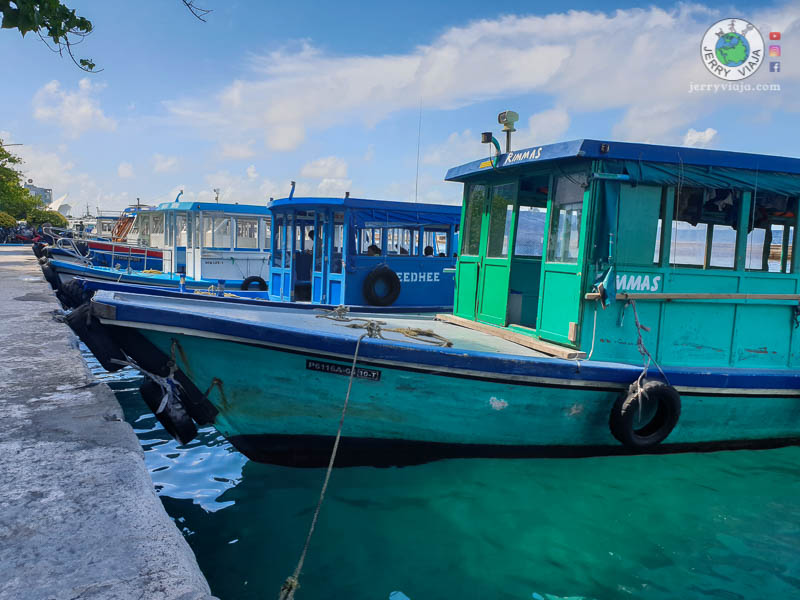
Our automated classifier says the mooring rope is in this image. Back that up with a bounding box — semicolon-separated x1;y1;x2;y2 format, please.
627;299;670;420
278;329;374;600
316;306;453;347
109;351;183;414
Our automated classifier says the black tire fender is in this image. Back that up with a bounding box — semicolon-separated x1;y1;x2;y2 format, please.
362;265;401;306
58;277;92;309
241;275;268;291
41;261;61;291
609;378;681;450
139;379;198;445
65;304;127;372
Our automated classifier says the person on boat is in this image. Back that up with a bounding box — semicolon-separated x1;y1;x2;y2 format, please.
424;245;434;256
305;229;315;254
367;244;381;256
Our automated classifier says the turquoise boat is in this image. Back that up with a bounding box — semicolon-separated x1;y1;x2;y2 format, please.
71;124;800;465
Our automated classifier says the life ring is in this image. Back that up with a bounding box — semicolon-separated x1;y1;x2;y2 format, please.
241;275;268;291
362;265;401;306
65;303;127;372
138;378;198;444
609;378;681;450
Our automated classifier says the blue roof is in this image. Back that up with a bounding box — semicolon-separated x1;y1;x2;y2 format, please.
445;139;800;182
268;196;461;214
155;201;270;215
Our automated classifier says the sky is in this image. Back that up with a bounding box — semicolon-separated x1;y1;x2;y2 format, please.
0;0;798;215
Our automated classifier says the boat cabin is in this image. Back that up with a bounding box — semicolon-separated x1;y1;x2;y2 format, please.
94;213;120;238
153;201;272;283
445;139;800;369
267;197;460;306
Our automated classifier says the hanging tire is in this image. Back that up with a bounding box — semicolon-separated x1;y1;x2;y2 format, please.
139;379;197;445
57;277;92;309
609;378;681;450
65;303;128;372
41;261;61;291
32;242;44;259
362;265;401;306
240;275;267;291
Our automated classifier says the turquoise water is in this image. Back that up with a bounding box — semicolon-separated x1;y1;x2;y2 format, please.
91;352;800;600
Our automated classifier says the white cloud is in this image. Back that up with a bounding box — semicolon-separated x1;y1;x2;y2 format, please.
363;144;375;162
220;141;256;159
423;129;481;166
246;165;259;180
317;178;352;196
522;107;570;146
153;154;179;173
12;140;131;212
300;156;348;179
165;5;800;150
683;127;718;148
117;162;134;178
32;78;117;138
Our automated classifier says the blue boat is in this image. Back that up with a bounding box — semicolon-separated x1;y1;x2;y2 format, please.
68;121;800;465
45;195;461;310
266;196;460;307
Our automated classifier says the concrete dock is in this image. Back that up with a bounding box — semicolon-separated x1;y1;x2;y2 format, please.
0;247;216;600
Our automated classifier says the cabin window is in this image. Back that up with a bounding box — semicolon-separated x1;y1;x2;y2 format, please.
331;213;344;273
547;174;586;263
422;229;449;257
314;215;325;271
746;193;797;273
386;228;413;255
262;218;271;252
514;206;546;257
670;187;739;269
272;216;284;267
152;214;165;235
359;228;382;256
204;216;231;249
487;183;514;258
462;185;486;256
176;214;187;246
236;218;258;249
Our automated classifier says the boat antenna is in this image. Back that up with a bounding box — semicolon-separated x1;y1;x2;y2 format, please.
414;97;422;203
289;180;296;201
213;188;220;203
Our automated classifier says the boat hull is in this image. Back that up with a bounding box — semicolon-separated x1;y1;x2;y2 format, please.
120;325;800;466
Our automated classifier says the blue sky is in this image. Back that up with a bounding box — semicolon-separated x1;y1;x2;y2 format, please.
1;0;798;214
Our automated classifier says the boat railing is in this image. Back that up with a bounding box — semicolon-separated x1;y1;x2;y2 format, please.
54;237;92;265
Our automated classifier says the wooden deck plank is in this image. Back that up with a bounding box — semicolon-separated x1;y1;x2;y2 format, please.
434;314;586;360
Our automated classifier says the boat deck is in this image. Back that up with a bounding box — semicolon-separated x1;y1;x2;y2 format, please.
97;291;550;358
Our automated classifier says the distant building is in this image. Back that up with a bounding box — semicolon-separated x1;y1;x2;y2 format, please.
23;180;52;207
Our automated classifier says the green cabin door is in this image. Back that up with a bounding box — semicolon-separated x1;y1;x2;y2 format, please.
537;173;590;346
454;182;516;326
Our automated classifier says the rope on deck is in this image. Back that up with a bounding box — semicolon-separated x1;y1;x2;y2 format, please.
316;305;453;347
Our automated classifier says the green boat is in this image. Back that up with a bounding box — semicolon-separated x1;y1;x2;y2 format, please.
72;115;800;465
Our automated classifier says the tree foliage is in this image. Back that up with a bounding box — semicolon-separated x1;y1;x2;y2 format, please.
1;1;211;72
0;140;41;219
0;210;16;228
27;207;67;228
0;0;96;70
